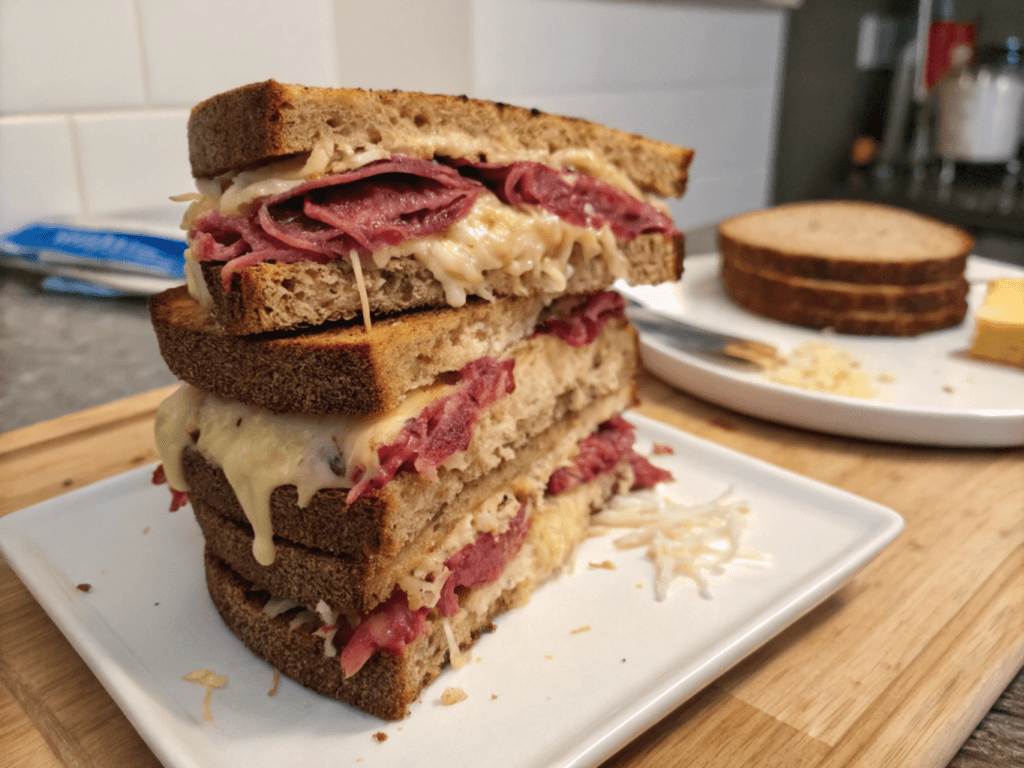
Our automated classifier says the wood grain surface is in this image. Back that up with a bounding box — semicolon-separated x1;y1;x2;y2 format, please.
0;374;1021;768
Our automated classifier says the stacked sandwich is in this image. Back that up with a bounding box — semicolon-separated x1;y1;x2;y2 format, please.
150;81;692;720
718;201;974;336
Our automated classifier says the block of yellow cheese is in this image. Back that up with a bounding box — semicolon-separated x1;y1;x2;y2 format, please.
969;278;1024;368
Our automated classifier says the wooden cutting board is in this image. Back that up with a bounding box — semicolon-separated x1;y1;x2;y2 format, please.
1;373;1022;768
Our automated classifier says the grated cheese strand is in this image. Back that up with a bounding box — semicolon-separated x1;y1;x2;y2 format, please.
592;486;767;600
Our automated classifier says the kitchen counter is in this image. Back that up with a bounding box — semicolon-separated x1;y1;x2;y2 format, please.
0;245;1022;766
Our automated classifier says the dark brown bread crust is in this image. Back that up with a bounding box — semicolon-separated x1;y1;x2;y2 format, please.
198;231;684;336
720;259;969;314
722;273;968;335
150;287;551;415
718;202;972;286
204;549;531;721
188;81;693;197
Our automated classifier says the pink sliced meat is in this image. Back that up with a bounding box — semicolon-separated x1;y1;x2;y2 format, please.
444;158;680;240
190;154;679;290
436;502;530;617
534;290;626;347
546;415;673;495
339;502;531;677
345;356;516;505
338;591;431;678
151;464;190;511
191;156;483;289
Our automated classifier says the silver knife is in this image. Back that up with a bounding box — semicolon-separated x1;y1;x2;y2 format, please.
624;300;782;369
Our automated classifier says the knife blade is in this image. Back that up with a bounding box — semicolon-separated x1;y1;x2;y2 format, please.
624;301;782;369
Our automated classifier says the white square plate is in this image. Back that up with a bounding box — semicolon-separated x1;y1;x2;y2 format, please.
0;414;903;768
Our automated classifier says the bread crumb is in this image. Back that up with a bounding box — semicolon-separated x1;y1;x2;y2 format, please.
372;731;388;742
571;625;592;635
76;583;91;592
440;687;468;706
142;526;150;534
268;669;280;697
491;693;498;700
636;583;643;589
878;372;896;383
545;654;554;660
943;385;955;393
651;442;674;455
588;560;616;570
183;669;227;722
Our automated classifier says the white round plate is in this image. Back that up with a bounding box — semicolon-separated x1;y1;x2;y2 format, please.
621;254;1024;447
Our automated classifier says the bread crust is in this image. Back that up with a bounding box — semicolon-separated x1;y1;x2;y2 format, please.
718;201;972;286
721;258;969;314
197;231;684;335
150;287;551;415
188;80;693;197
204;549;530;721
722;274;968;335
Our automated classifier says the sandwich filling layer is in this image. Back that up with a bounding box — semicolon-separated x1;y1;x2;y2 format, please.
182;143;679;314
155;308;638;566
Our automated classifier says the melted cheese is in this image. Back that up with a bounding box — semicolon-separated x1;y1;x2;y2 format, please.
181;142;645;312
371;193;626;307
154;382;454;565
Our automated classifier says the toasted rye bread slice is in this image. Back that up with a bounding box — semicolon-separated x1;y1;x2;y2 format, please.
202;460;616;721
152;286;557;415
721;258;969;314
197;230;683;335
204;548;533;721
718;201;972;286
722;271;968;336
181;380;637;578
188;80;693;197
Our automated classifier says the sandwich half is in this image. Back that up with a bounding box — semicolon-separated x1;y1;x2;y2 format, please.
152;81;688;720
180;80;691;334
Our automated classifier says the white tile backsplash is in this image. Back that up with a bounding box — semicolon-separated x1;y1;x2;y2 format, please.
669;169;772;231
0;116;81;232
74;110;194;214
332;0;473;94
0;0;789;237
0;0;146;113
472;0;784;96
138;0;339;107
510;85;777;178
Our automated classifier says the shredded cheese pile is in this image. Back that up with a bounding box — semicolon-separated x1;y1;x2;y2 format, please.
591;487;766;600
764;341;879;398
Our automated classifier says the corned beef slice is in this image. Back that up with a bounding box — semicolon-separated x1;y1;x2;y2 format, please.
192;156;482;288
339;591;432;678
546;415;673;495
190;155;678;287
436;502;530;617
345;356;516;504
340;502;531;677
444;158;680;240
535;290;626;347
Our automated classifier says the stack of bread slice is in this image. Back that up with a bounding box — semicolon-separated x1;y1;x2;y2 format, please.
149;81;691;720
718;201;974;336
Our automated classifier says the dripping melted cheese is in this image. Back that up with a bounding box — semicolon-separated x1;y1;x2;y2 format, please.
154;382;455;566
